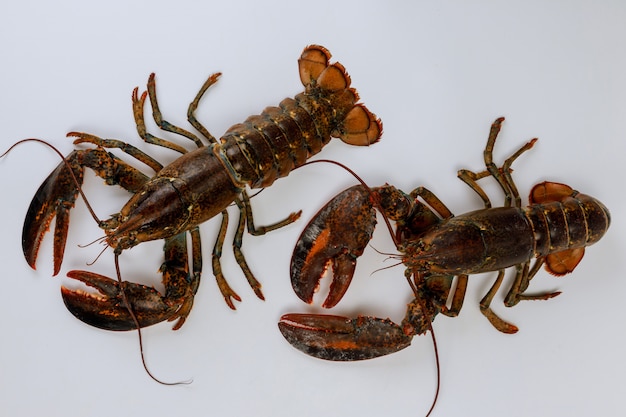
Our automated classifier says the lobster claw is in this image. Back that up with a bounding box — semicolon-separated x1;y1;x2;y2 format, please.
61;270;179;331
290;185;377;308
278;313;412;360
23;150;84;275
22;147;132;275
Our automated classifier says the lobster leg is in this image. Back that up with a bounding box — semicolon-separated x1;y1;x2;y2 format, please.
209;193;303;309
211;209;242;309
145;72;209;148
233;204;263;301
186;72;221;143
133;71;221;153
71;132;164;172
456;119;504;209
439;274;469;318
478;269;519;334
132;86;193;154
504;257;561;306
236;192;302;297
457;117;537;209
409;187;453;219
175;226;203;329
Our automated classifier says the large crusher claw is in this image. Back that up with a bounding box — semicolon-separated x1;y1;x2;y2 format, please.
290;185;377;308
278;313;412;361
61;270;179;331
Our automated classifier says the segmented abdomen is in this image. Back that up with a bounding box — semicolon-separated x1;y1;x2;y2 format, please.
525;193;611;256
217;92;337;189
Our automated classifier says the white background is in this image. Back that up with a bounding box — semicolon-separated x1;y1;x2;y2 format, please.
1;1;624;416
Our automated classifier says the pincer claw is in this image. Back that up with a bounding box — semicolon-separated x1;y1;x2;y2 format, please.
61;270;177;331
278;313;412;361
22;151;86;275
290;185;377;308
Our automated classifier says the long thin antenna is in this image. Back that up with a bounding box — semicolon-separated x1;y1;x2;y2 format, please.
114;255;191;386
425;323;441;417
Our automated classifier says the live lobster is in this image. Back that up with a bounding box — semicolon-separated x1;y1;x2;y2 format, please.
15;44;382;333
279;117;610;361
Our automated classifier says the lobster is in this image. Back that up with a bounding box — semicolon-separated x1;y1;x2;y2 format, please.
18;44;382;333
279;117;610;361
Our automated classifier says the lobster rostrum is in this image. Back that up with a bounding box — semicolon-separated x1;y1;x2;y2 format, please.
21;45;382;332
279;117;610;362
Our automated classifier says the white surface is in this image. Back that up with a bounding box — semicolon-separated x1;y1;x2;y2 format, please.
1;1;624;416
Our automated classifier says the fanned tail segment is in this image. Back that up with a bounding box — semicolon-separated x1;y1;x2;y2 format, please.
299;44;382;146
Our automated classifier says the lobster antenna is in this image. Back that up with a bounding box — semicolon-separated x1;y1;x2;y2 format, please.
425;321;441;417
369;261;404;276
369;244;398;258
1;138;103;225
78;235;108;248
405;273;440;417
114;254;192;386
301;159;399;246
85;244;109;266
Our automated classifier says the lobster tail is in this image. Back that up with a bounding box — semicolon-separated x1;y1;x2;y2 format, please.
218;45;382;189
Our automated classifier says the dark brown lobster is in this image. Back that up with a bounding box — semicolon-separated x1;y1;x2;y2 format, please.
279;117;610;362
19;44;382;332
